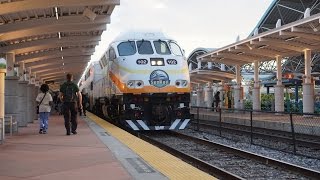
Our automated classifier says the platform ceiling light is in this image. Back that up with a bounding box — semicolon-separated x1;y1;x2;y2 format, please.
55;7;59;20
257;45;268;49
83;8;97;21
58;32;61;39
60;47;63;51
61;56;64;60
285;36;299;41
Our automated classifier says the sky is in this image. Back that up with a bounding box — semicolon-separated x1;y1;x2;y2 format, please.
90;0;274;63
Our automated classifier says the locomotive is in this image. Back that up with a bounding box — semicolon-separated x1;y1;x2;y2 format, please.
80;31;191;130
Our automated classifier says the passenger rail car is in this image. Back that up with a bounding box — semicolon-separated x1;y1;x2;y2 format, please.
81;31;191;130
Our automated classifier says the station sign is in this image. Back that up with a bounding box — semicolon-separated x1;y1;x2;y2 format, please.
35;81;40;87
30;75;35;84
283;73;294;79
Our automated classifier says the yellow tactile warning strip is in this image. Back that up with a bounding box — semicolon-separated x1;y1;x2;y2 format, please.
87;112;216;180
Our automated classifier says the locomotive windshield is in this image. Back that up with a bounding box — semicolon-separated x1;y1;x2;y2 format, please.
153;40;171;55
118;40;178;56
169;41;183;56
117;41;136;56
137;40;154;54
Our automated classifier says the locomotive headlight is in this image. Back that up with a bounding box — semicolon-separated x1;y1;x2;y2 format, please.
156;60;163;66
150;58;164;66
127;80;135;88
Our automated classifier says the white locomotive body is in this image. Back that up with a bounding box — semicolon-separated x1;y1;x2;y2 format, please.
81;31;191;130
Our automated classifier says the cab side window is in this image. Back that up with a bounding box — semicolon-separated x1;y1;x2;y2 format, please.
109;48;116;60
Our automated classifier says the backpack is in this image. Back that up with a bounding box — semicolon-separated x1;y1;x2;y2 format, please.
64;83;76;102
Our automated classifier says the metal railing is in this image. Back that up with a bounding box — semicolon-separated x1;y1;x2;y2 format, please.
190;106;320;158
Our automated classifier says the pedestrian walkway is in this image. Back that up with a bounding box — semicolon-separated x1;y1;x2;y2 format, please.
0;112;215;180
0;114;131;180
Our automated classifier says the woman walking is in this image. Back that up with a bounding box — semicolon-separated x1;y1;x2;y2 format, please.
36;84;53;134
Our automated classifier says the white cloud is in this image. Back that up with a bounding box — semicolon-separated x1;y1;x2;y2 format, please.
154;2;167;9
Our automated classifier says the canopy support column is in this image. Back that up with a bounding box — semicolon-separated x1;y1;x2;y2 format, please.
18;62;25;81
275;56;284;112
234;65;242;109
303;49;314;113
196;84;203;107
253;60;261;111
5;53;21;127
5;53;15;77
204;82;213;108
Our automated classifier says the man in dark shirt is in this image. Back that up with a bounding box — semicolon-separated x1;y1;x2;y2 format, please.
59;73;82;135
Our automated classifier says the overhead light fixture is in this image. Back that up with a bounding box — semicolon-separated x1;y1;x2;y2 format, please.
61;56;64;59
285;36;299;41
63;63;64;66
60;47;63;51
83;8;97;21
55;7;59;20
257;45;268;49
58;32;61;39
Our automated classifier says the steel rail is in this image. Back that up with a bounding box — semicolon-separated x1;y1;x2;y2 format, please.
171;131;320;179
138;132;243;180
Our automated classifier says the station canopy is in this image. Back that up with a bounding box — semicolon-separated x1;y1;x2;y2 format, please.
0;0;120;89
198;13;320;67
190;69;236;84
251;0;320;36
188;48;236;84
190;0;320;85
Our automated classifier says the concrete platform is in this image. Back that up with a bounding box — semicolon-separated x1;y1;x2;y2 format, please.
0;113;166;180
0;111;215;180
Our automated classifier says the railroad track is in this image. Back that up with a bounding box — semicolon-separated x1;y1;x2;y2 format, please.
139;131;320;179
190;119;320;158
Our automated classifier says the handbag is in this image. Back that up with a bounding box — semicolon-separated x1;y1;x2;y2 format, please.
37;93;47;114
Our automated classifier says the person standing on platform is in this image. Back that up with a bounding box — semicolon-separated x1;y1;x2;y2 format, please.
59;73;82;135
36;84;53;134
80;90;88;116
213;91;221;112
